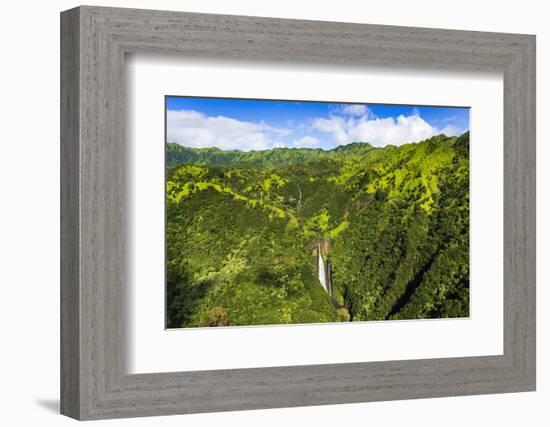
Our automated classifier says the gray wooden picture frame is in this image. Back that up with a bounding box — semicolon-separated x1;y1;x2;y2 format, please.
60;5;536;421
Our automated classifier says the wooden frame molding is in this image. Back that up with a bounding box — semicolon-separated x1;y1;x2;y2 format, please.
61;6;536;420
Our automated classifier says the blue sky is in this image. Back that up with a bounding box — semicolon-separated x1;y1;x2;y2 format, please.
166;96;469;151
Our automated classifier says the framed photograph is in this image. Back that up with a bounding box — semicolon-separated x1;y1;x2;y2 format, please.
164;96;471;329
61;6;536;420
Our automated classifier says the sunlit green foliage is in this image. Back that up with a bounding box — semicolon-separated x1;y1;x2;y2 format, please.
166;133;470;328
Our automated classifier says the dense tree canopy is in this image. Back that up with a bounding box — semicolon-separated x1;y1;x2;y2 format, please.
166;133;470;328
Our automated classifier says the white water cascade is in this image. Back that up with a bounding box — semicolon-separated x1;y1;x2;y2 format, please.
317;242;328;293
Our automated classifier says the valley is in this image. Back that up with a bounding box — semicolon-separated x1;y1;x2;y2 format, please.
166;133;470;328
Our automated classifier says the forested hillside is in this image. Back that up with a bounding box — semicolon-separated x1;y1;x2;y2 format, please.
166;133;470;328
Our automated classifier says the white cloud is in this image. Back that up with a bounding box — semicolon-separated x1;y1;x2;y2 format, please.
313;111;461;147
292;135;319;148
340;104;368;116
167;110;290;151
168;108;465;152
311;117;349;145
440;124;462;137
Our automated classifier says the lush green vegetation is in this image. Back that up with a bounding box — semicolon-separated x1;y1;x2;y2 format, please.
166;133;470;328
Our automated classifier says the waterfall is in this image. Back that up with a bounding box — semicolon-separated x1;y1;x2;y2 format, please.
318;242;328;293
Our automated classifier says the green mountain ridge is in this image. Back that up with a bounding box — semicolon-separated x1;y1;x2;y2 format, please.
166;134;464;169
166;132;470;328
166;139;380;168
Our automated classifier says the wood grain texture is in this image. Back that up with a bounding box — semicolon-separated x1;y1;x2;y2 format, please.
60;7;80;419
60;5;536;420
